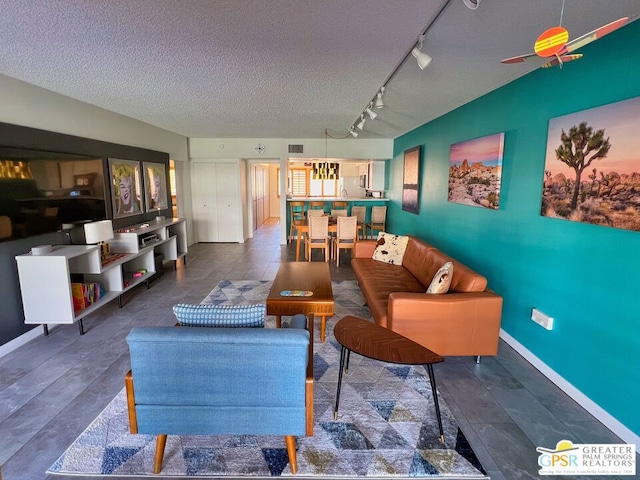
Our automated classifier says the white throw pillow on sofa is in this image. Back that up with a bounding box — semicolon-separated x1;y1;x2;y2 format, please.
426;262;453;294
372;232;409;265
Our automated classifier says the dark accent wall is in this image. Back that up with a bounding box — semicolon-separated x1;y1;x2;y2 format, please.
0;122;170;347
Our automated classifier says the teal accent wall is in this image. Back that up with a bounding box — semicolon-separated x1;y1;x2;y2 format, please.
389;21;640;436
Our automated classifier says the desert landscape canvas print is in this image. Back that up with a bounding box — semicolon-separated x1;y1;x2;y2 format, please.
541;96;640;232
402;146;421;214
448;133;504;209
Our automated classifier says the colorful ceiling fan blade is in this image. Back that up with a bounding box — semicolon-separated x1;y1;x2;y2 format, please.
564;17;628;53
501;52;537;64
541;54;583;68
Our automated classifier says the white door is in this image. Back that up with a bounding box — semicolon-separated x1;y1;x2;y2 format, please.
192;163;219;242
214;162;241;242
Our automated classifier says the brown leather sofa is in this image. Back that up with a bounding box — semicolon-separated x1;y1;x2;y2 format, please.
351;235;502;359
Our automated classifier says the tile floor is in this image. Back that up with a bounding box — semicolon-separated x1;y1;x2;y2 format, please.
0;218;637;480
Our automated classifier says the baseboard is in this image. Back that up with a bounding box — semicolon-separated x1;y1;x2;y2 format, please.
0;325;51;358
499;329;639;447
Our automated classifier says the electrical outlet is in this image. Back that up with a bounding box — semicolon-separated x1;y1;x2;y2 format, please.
531;308;554;330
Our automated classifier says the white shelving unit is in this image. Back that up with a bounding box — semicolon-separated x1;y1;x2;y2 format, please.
110;218;187;268
15;218;187;334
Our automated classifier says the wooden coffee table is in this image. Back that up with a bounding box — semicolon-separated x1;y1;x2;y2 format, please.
333;315;446;443
267;262;334;345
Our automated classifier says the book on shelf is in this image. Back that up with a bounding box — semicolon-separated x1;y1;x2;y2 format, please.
71;282;104;312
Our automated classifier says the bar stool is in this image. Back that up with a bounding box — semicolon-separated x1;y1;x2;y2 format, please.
309;201;325;215
288;201;306;244
350;206;366;240
331;201;348;213
367;205;387;239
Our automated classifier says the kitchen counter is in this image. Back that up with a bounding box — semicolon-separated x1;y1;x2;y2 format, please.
286;197;388;238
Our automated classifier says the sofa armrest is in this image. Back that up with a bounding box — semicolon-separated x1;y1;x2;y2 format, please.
354;240;377;258
386;291;503;356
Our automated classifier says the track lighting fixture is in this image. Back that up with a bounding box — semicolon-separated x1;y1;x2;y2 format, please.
374;87;385;108
463;0;480;10
346;0;451;136
365;103;377;120
412;35;432;70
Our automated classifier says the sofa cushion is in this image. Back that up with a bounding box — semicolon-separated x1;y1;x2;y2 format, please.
351;258;425;326
372;232;409;265
173;303;265;327
426;261;453;294
425;249;487;292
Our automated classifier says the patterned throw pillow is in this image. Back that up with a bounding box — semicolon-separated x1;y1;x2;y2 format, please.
372;232;409;265
426;262;453;294
172;303;265;327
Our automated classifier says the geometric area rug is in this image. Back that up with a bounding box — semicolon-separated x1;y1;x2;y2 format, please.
47;280;488;478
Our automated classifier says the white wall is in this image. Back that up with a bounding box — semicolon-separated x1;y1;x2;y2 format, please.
189;137;393;160
0;74;189;161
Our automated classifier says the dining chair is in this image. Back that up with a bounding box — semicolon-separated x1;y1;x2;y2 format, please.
288;201;306;243
332;216;358;267
367;205;387;239
307;209;325;217
331;209;348;218
305;215;330;262
350;206;366;240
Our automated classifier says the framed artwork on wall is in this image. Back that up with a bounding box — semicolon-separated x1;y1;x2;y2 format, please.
541;96;640;232
448;132;504;209
143;162;168;212
109;158;142;219
402;146;421;214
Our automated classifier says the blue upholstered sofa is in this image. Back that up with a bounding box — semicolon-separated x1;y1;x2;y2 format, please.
125;326;312;474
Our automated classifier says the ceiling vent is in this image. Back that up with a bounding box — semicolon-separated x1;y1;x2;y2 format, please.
288;144;304;154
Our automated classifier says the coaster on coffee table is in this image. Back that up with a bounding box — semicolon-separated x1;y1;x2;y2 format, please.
280;290;313;297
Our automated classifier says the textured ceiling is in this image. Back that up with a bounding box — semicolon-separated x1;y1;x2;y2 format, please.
0;0;638;140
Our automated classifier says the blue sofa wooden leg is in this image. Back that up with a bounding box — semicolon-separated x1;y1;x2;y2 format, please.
285;435;297;474
153;434;167;474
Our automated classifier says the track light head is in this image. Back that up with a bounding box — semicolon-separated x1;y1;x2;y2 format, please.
365;104;377;120
348;127;358;138
411;46;432;70
374;87;385;108
463;0;480;10
356;114;366;130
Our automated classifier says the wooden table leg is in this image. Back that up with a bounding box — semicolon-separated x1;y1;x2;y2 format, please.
426;363;445;444
275;315;282;328
320;316;327;342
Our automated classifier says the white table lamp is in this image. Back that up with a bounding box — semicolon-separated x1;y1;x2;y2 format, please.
84;220;114;259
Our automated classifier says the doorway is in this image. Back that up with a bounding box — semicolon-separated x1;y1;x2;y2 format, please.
248;160;281;236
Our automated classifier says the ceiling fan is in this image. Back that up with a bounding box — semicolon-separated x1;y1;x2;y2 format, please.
501;5;628;69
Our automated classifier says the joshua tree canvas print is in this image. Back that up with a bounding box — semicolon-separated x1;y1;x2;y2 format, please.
448;133;504;209
541;96;640;232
